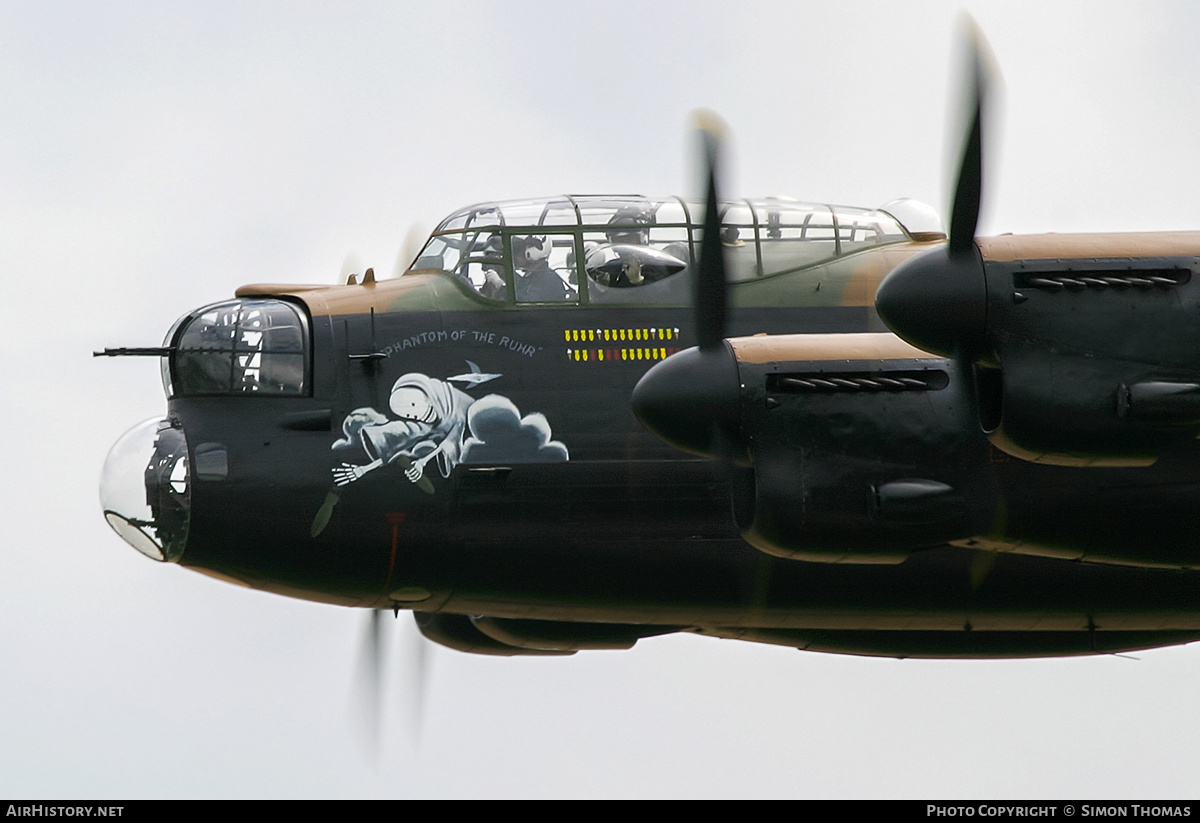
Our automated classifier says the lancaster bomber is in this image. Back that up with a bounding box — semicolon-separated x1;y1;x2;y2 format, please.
98;30;1200;660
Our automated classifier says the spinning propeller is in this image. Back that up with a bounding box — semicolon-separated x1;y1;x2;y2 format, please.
873;19;998;359
630;111;743;463
634;22;999;479
393;222;428;279
693;109;730;352
351;609;430;758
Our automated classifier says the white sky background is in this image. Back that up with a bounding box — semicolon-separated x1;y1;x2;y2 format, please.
4;0;1200;799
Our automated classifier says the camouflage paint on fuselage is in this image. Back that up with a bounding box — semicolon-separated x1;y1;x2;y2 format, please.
117;197;1200;658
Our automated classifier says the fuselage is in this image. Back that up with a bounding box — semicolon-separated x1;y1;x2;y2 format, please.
99;195;1200;658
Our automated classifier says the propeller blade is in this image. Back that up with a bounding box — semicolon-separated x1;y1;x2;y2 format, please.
396;613;430;750
350;608;432;759
692;110;730;351
947;17;995;257
352;608;385;760
632;111;744;464
339;250;365;284
873;19;998;358
393;222;428;279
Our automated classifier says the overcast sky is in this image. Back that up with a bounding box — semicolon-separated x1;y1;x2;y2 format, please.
5;0;1200;799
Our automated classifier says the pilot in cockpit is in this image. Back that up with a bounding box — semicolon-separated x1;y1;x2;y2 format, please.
473;234;508;301
605;204;654;246
586;205;668;288
513;235;572;302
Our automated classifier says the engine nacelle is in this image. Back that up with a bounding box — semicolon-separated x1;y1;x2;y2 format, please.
979;240;1200;466
877;232;1200;467
633;334;1000;563
729;335;998;562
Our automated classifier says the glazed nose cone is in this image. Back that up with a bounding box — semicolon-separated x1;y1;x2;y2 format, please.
100;417;190;562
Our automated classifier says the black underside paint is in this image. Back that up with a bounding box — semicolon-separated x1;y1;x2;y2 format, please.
167;304;1200;658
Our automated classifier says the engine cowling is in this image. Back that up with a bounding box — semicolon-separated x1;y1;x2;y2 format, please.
876;233;1200;466
633;333;999;563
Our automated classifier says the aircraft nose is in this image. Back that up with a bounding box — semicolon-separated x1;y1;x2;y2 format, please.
631;344;741;459
100;417;190;562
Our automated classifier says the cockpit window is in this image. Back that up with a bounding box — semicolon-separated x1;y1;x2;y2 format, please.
170;299;308;397
411;194;913;306
412;231;508;301
575;196;661;227
757;202;837;275
437;204;503;232
752;202;908;277
456;231;508;300
583;225;691;305
835;208;907;253
512;234;578;303
716;203;758;282
499;198;578;226
413;234;465;274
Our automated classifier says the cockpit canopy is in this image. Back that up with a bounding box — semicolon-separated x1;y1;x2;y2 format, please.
407;195;929;304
